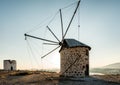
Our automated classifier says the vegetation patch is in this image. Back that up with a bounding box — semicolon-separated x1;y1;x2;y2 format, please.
9;71;32;76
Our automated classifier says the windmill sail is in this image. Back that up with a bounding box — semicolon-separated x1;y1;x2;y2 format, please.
25;0;81;59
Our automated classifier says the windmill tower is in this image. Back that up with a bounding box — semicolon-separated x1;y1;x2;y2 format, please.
24;0;91;77
60;39;91;77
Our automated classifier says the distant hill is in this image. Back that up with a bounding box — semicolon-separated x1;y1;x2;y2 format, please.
103;62;120;69
90;62;120;75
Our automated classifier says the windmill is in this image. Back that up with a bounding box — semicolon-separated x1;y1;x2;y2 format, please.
24;0;91;77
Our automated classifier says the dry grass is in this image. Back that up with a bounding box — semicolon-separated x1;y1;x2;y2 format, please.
0;70;120;85
93;74;120;83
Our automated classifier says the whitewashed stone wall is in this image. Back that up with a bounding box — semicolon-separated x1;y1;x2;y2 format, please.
60;47;89;77
4;60;16;70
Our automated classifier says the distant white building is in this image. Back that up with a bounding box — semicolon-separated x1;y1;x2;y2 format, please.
4;60;16;70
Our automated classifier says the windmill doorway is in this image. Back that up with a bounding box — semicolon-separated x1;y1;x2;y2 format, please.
85;64;89;76
11;66;13;71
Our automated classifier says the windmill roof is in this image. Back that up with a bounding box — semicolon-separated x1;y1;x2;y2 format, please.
61;39;91;50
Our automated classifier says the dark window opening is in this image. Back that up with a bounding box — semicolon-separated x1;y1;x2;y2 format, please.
82;66;85;70
85;58;88;60
11;66;13;71
86;50;89;56
83;66;85;68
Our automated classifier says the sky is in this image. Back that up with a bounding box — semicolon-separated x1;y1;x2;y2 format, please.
0;0;120;70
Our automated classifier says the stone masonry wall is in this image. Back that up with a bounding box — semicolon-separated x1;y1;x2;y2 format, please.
4;60;16;71
60;47;89;77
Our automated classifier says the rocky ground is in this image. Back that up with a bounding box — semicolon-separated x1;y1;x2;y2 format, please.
0;71;120;85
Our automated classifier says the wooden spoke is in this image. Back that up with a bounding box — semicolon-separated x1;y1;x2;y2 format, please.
24;34;59;44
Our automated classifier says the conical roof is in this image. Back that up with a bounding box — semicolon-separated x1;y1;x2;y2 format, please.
60;39;91;52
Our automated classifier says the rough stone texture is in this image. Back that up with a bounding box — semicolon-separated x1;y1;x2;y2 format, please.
60;47;89;77
4;60;16;70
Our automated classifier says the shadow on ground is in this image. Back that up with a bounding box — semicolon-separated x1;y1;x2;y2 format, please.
54;76;120;85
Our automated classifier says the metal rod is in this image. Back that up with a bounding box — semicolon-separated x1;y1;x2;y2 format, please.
59;9;64;40
41;45;60;58
43;43;59;45
46;26;60;42
24;33;59;44
63;0;81;39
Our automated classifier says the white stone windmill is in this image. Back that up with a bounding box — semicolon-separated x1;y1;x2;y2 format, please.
25;0;91;77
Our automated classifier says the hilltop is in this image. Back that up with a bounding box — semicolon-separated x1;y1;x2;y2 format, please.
103;62;120;69
90;62;120;75
0;70;120;85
